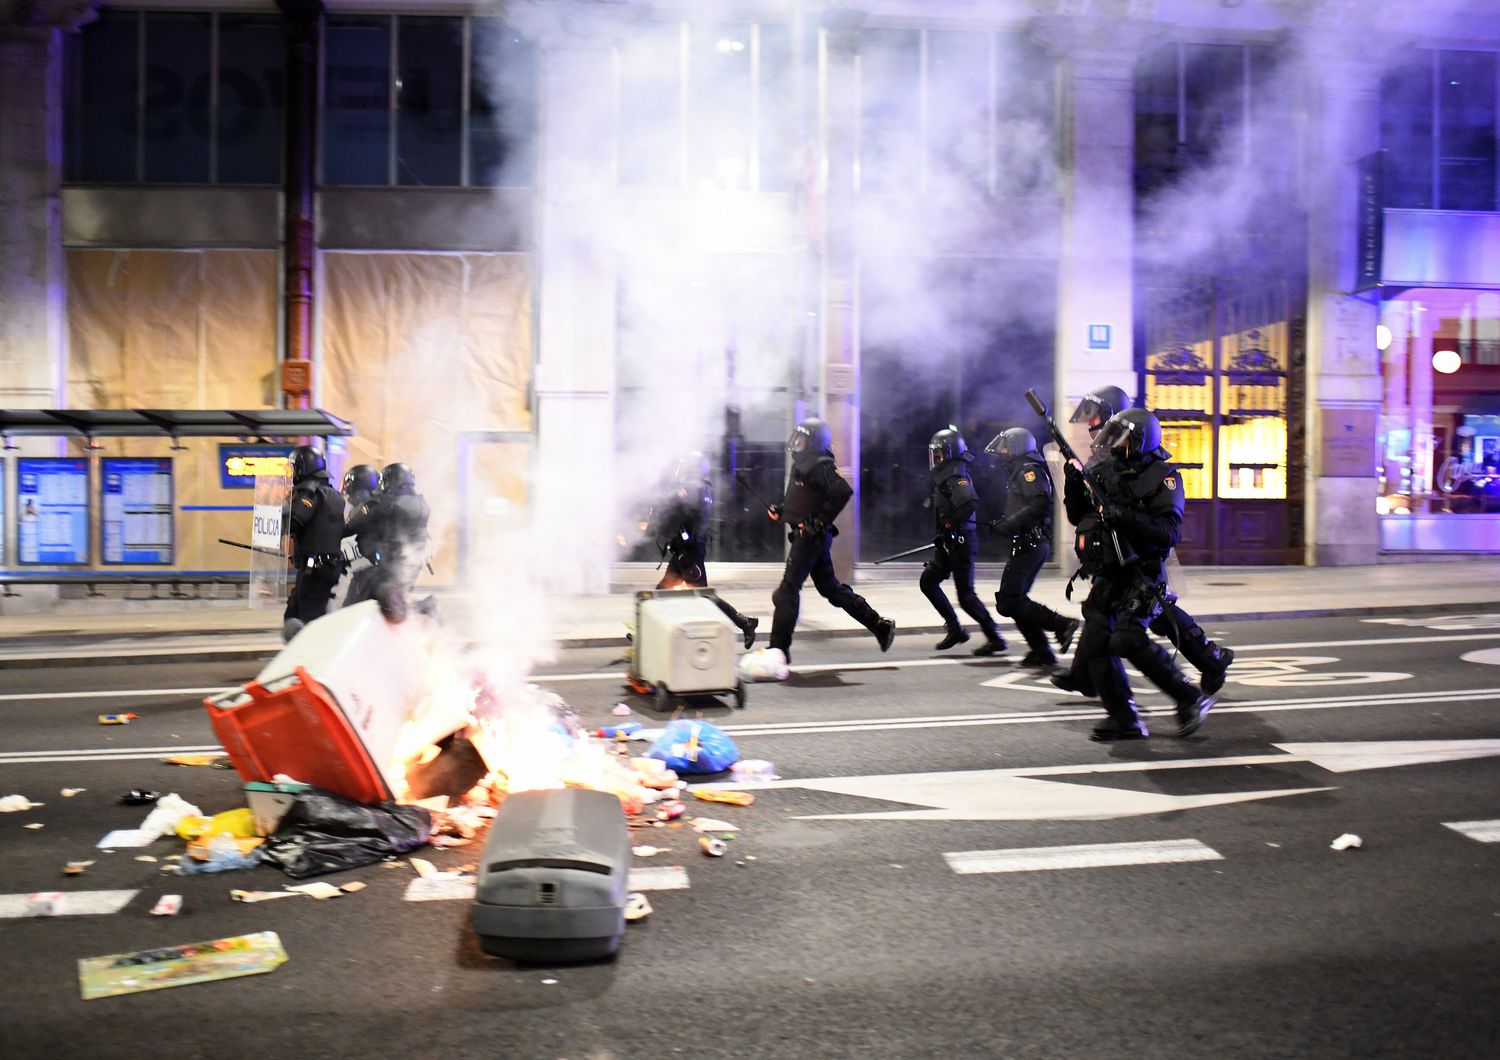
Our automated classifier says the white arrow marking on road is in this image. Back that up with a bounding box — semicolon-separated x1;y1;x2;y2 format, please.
1460;647;1500;666
945;838;1222;874
1442;819;1500;843
708;739;1500;822
0;890;139;919
1271;739;1500;773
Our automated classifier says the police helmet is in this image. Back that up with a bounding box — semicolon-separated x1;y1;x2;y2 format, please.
380;462;417;495
787;417;833;472
1091;408;1162;460
342;464;379;498
671;451;711;486
983;427;1038;464
1069;386;1132;435
927;427;970;471
290;444;326;484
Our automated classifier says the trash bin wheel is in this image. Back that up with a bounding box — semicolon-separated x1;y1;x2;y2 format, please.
733;680;747;710
654;684;671;712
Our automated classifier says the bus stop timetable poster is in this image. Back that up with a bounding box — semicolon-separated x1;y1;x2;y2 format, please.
17;458;89;565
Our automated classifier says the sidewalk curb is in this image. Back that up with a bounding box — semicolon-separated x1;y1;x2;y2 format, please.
1;598;1495;667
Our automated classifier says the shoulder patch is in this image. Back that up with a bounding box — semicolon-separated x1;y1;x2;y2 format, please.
300;497;314;507
956;478;970;487
1023;470;1037;483
1165;476;1178;491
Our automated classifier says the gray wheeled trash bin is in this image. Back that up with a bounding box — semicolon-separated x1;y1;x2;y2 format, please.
472;788;631;963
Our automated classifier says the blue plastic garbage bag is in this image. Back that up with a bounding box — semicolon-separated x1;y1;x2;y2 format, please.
645;719;739;775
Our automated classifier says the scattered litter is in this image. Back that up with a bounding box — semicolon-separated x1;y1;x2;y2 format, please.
729;759;778;783
24;823;44;830
256;789;431;880
61;788;86;798
1266;842;1281;848
174;836;261;875
230;890;299;904
186;835;264;861
738;647;788;683
632;845;663;858
628;866;689;892
137;793;202;842
178;807;258;843
285;882;342;901
98;713;139;725
646;719;740;775
542;979;557;986
428;835;472;848
64;861;94;877
409;858;439;878
0;890;138;919
133;856;158;863
735;860;746;867
699;837;727;858
692;789;755;807
403;875;476;902
691;817;737;833
118;790;161;805
149;895;182;917
1330;833;1363;851
656;800;685;821
98;829;151;849
624;893;652;922
78;931;288;1000
162;754;218;767
611;703;632;717
0;795;42;812
594;722;643;739
340;881;366;893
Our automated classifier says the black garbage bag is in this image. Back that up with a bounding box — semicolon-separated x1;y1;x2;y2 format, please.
258;787;432;879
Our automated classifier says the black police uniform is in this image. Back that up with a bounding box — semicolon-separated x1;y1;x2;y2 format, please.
1065;440;1207;738
990;452;1076;665
344;488;431;618
768;433;893;662
651;474;758;648
284;469;344;631
921;461;1004;653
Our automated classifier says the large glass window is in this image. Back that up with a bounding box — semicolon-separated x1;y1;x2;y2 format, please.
859;29;922;193
1381;50;1499;212
619;23;685;189
324;15;392;185
143;13;212;183
470;21;537;187
64;9;139;182
217;16;284;184
396;17;463;186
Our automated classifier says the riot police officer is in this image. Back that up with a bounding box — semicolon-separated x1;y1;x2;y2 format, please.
345;462;431;621
651;452;758;648
985;427;1079;667
282;444;344;641
920;428;1005;655
1054;386;1234;697
342;464;380;515
766;417;895;665
1066;409;1214;740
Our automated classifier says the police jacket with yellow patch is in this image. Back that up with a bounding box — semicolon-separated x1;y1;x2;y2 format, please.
288;471;345;561
992;454;1052;538
781;454;852;532
1065;451;1183;573
931;463;979;537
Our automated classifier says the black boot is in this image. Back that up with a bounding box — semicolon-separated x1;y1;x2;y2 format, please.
739;617;759;650
1055;618;1080;654
1050;671;1096;697
1020;649;1057;668
1199;646;1234;695
1091;705;1149;742
1176;693;1216;738
875;619;896;652
935;627;969;651
972;637;1007;657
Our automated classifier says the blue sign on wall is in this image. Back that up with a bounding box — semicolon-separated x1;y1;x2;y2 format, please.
17;458;90;565
101;458;174;565
1087;324;1112;350
219;444;293;490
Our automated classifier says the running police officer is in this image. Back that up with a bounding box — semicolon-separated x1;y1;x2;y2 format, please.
920;427;1005;655
1066;408;1214;740
1054;386;1234;697
282;444;344;641
766;417;896;667
651;452;759;648
985;427;1079;667
345;462;431;621
342;464;380;514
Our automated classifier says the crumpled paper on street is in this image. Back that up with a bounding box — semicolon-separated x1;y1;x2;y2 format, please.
737;648;788;682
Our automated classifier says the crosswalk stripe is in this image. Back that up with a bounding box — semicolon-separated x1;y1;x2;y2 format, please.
1442;819;1500;843
628;866;690;891
945;838;1223;875
0;889;139;919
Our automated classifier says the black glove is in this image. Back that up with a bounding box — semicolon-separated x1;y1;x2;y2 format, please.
1063;461;1083;483
1101;504;1131;525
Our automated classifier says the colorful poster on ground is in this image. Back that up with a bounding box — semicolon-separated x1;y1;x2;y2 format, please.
78;931;288;1000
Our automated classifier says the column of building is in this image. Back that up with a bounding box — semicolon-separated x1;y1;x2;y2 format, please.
1299;25;1384;564
0;2;96;413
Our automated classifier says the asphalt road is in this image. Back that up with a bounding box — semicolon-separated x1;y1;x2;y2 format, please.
2;611;1500;1058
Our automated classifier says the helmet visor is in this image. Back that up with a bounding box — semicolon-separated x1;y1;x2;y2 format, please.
1069;396;1104;425
787;429;809;454
982;433;1005;457
928;444;945;470
1091;419;1135;454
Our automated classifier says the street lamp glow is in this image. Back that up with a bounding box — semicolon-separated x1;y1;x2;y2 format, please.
1433;349;1461;374
1376;324;1392;351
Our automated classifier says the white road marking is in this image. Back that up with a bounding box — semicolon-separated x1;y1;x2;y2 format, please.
1442;819;1500;843
0;687;232;703
0;890;139;919
1459;647;1500;666
0;744;220;765
945;839;1222;875
628;866;690;891
1272;739;1500;773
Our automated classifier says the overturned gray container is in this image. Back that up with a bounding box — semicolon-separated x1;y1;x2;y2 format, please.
472;787;631;963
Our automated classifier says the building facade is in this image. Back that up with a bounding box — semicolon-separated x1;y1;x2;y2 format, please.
2;0;1499;590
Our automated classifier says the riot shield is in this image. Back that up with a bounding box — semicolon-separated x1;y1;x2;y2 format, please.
248;473;292;610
